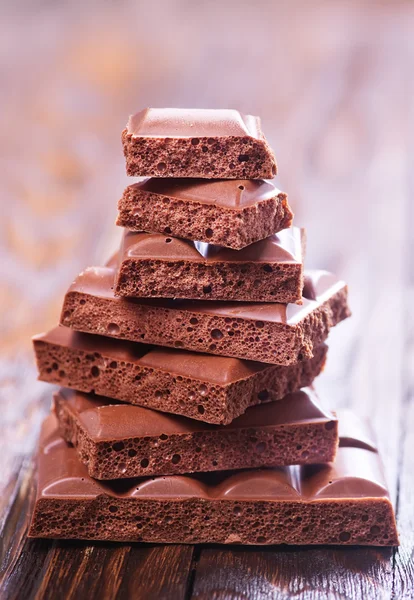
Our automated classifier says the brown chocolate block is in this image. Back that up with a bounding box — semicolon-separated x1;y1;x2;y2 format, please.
54;388;338;479
29;415;398;545
114;228;305;303
122;108;277;179
60;268;350;365
54;387;338;479
33;326;327;424
116;178;293;250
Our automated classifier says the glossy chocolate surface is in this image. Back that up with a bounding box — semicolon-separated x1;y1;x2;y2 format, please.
66;266;346;325
37;414;388;501
127;108;264;139
121;228;304;264
34;326;266;385
129;178;284;209
337;409;377;452
55;387;335;441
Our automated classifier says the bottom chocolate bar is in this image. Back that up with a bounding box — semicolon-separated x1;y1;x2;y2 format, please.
29;414;398;546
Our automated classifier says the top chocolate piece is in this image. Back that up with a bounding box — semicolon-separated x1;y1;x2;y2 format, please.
122;108;277;179
128;109;263;138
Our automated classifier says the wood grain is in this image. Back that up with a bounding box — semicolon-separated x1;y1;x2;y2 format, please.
4;538;194;600
1;0;414;598
191;546;394;600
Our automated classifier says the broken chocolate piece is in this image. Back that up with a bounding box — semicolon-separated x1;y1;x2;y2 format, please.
53;387;338;478
122;108;277;179
114;228;305;303
116;178;293;250
60;267;350;365
33;327;327;424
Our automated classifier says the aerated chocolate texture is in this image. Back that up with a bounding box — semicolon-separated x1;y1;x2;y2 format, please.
29;415;398;545
116;179;293;250
61;267;350;365
122;108;277;179
114;228;305;303
33;327;327;424
54;387;338;479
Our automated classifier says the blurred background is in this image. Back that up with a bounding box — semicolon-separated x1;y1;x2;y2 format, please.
0;0;413;509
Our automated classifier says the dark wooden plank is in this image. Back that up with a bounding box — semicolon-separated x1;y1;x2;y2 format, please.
115;545;195;600
32;543;194;600
3;538;195;600
191;546;394;600
0;457;51;600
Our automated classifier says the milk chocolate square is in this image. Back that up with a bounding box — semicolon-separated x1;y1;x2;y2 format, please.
114;228;305;303
116;178;293;250
54;387;338;479
122;108;277;179
33;326;327;424
61;268;350;365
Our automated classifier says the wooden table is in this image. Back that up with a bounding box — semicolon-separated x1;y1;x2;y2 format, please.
1;1;413;598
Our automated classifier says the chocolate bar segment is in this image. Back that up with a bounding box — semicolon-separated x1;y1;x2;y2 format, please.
115;228;305;303
29;415;398;545
33;327;327;424
54;387;338;479
122;108;277;179
61;267;350;365
338;409;378;451
116;179;293;250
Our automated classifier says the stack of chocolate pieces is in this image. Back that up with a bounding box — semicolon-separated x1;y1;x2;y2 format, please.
29;109;398;546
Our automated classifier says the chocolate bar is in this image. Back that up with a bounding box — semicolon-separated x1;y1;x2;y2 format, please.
33;327;327;424
61;268;350;365
54;387;338;479
29;414;398;545
122;108;277;179
114;228;305;304
116;178;293;250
